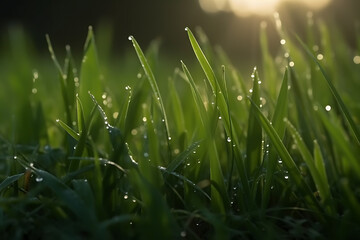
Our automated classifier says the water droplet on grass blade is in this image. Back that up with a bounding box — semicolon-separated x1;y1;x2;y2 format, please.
227;137;231;142
353;56;360;64
325;105;332;111
35;176;43;182
280;39;286;45
128;36;133;41
317;54;324;60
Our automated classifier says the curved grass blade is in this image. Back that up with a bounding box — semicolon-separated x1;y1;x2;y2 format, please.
89;92;136;169
166;140;202;173
181;60;228;213
315;105;360;174
285;119;335;215
0;173;24;192
76;94;86;134
185;27;230;132
56;119;79;141
159;166;211;201
128;36;171;142
181;61;208;128
296;35;360;145
248;98;319;209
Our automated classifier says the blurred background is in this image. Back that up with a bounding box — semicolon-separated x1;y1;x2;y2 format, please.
1;0;359;64
0;0;359;143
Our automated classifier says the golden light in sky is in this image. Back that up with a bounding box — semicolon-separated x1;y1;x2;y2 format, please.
199;0;332;16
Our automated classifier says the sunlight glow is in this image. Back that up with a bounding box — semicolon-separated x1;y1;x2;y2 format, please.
199;0;332;16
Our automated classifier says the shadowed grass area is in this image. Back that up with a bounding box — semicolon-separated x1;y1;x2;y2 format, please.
1;14;360;239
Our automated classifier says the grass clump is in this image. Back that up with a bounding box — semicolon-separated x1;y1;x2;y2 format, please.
1;14;360;239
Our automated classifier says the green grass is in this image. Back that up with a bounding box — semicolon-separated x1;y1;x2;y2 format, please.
1;14;360;239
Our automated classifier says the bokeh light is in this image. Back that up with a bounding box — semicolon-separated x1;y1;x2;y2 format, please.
199;0;332;16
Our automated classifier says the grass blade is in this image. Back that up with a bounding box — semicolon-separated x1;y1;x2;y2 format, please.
56;119;79;141
262;68;289;208
0;173;24;192
129;36;171;142
296;35;360;145
246;67;262;177
79;26;103;116
285;119;335;215
248;98;319;210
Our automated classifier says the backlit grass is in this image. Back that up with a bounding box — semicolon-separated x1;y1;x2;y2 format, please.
1;14;360;239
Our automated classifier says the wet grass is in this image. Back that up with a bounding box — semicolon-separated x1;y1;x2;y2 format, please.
1;14;360;239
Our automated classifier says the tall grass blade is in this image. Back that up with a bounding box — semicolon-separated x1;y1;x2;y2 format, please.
79;26;103;117
246;68;262;176
248;98;319;209
296;35;360;145
285;119;334;215
262;68;289;208
129;36;171;142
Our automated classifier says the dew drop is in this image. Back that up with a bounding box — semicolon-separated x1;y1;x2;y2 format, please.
161;119;165;122
353;56;360;64
325;105;331;111
131;129;138;135
218;116;222;120
237;95;243;101
185;27;189;32
168;136;172;141
128;36;133;41
137;73;142;78
144;152;149;158
56;119;60;123
284;176;289;180
180;231;187;237
35;176;43;182
113;112;119;119
32;88;37;94
124;195;129;200
317;54;324;60
289;61;295;67
249;89;253;93
280;39;286;45
142;117;147;122
227;137;231;143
